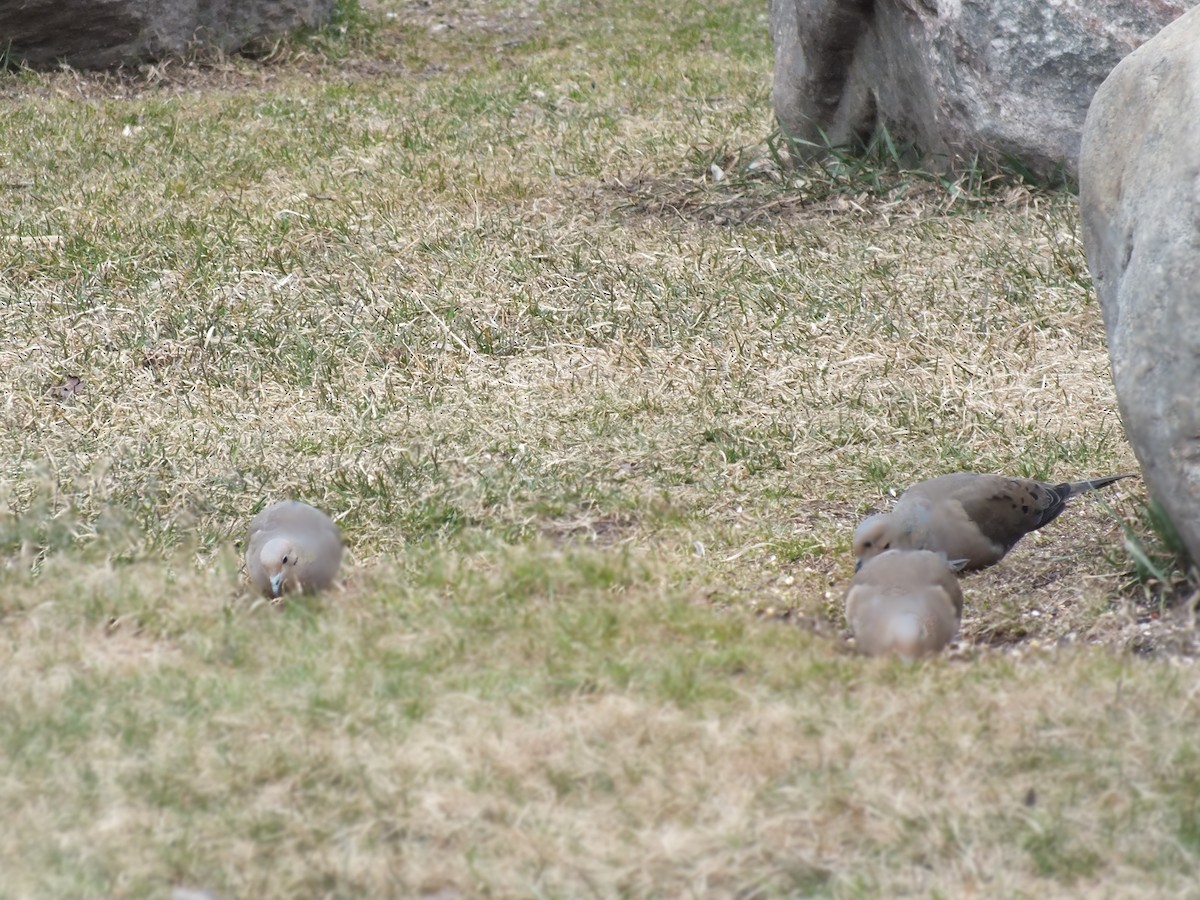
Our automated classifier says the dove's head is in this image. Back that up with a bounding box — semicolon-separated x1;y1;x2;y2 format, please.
260;536;300;597
852;513;896;571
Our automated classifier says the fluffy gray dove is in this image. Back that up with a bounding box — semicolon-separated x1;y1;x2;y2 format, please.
245;500;343;598
844;549;964;658
853;472;1133;572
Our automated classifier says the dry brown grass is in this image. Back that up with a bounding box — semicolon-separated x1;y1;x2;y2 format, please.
1;0;1197;896
5;552;1200;898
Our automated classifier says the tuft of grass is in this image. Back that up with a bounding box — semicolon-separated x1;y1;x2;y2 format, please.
773;120;1079;202
1107;496;1198;611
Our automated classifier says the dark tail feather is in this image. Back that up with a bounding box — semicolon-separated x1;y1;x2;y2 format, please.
1059;473;1137;499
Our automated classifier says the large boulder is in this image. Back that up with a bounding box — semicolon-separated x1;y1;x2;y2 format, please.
1079;6;1200;566
770;0;1200;179
0;0;338;70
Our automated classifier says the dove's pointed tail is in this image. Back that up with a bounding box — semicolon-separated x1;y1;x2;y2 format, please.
1060;473;1137;498
885;612;927;660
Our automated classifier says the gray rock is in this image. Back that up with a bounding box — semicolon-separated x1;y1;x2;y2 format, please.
770;0;1199;179
0;0;338;70
1079;6;1200;566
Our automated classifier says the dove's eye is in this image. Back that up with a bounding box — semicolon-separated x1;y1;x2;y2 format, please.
282;555;289;564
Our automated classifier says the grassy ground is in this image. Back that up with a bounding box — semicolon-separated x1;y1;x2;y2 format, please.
2;0;1198;896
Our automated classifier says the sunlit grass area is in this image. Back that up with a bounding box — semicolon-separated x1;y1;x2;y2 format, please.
1;0;1197;895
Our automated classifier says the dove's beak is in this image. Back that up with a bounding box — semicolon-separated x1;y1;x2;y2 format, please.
854;558;863;573
270;572;285;597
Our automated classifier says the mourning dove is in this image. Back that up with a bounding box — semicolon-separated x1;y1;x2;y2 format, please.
853;472;1133;572
844;549;964;658
245;500;343;598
